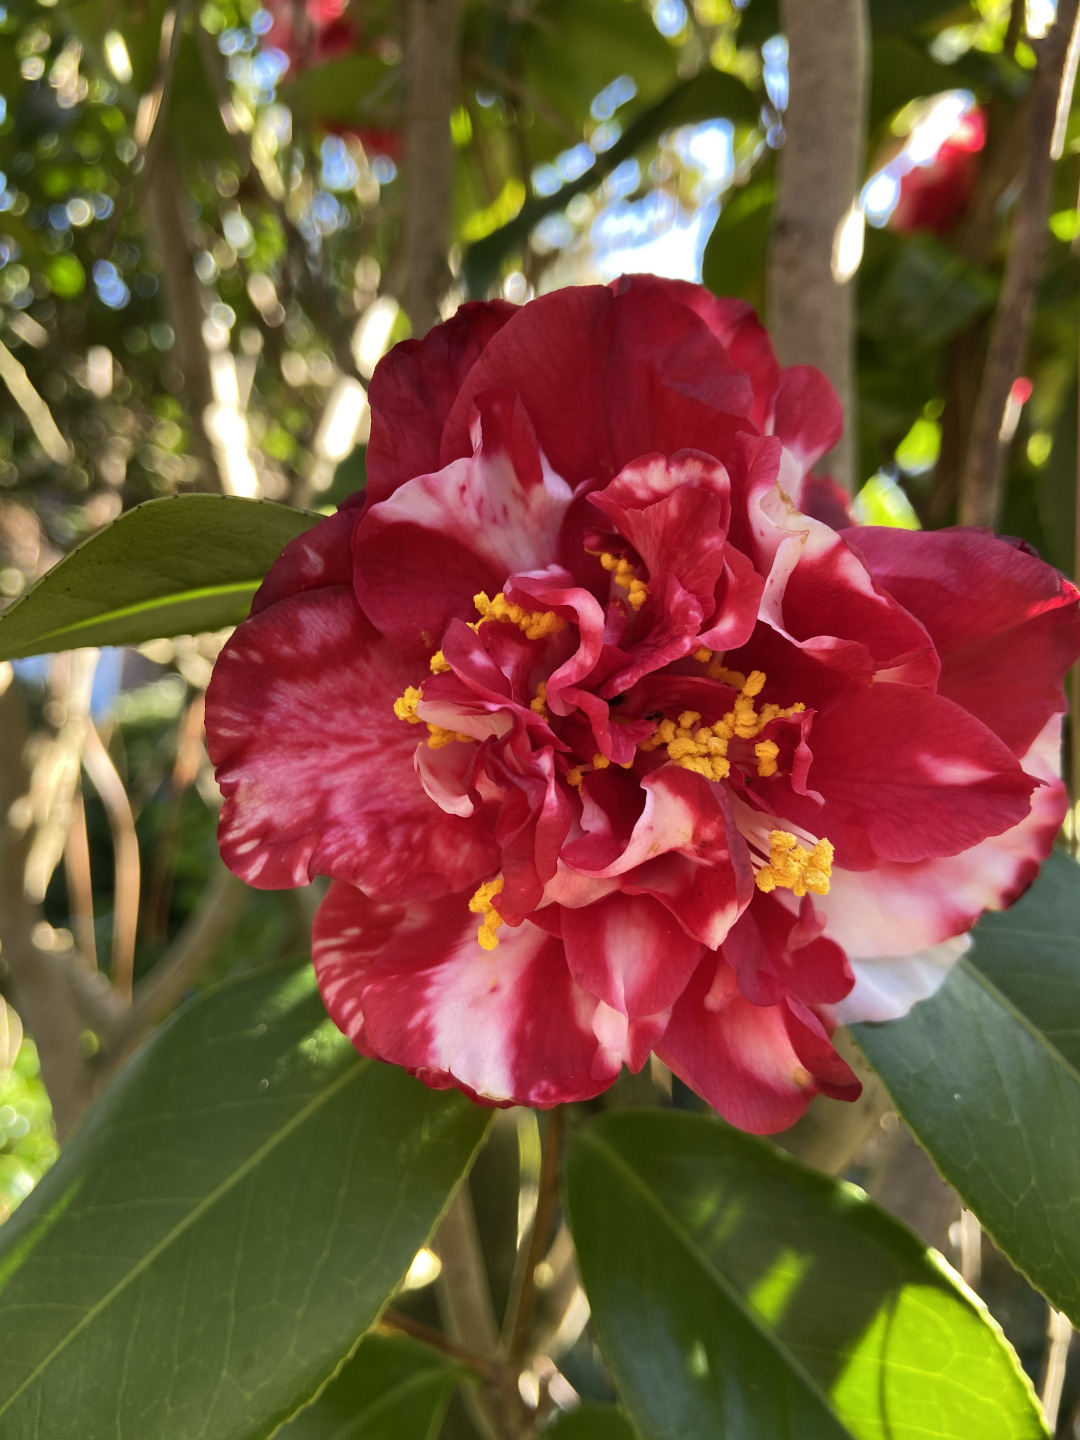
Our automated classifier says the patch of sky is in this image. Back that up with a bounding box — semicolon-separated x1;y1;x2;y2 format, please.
0;97;6;125
533;212;575;254
762;35;788;111
311;190;345;232
92;258;129;308
0;190;16;214
47;203;70;232
251;7;273;33
321;134;359;192
250;48;288;89
591;120;621;154
92;193;114;220
218;26;257;55
606;157;640;201
533;163;561;198
371;155;396;184
476;88;497;108
653;0;687;37
591;74;637;122
559;143;595;183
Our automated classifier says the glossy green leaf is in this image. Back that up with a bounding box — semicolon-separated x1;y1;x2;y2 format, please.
568;1110;1046;1440
0;963;490;1440
853;849;1080;1328
275;1332;459;1440
0;495;321;660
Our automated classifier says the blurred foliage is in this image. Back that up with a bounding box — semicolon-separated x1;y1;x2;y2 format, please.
0;1033;57;1224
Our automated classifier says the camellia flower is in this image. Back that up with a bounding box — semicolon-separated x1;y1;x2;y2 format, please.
205;275;1080;1133
890;105;986;236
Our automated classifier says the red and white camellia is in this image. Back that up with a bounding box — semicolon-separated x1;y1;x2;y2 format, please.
205;276;1080;1134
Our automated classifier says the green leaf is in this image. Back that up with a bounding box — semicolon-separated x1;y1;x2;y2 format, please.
568;1110;1047;1440
0;495;321;660
701;165;774;315
860;234;996;361
275;1332;460;1440
544;1403;639;1439
0;963;490;1440
853;849;1080;1328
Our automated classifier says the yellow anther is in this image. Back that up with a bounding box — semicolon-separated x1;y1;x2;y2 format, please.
677;710;701;730
755;740;780;778
530;680;548;717
393;687;424;724
469;876;505;951
566;766;584;789
754;831;833;897
692;646;713;663
473;591;565;642
708;662;746;689
592;753;611;769
742;670;766;698
429;650;451;675
596;551;649;611
426;723;474;749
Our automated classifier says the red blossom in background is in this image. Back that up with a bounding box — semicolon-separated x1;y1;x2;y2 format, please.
205;276;1080;1134
890;106;987;236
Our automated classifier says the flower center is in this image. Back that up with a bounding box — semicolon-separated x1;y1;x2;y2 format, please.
639;669;805;781
593;549;649;610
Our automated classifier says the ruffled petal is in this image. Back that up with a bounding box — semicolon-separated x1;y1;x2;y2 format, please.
250;503;362;616
312;881;622;1106
846;525;1080;755
354;391;576;653
561;891;705;1018
206;585;497;897
365;298;516;504
656;954;857;1133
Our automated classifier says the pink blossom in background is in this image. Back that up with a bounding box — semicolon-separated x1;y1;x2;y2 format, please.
205;275;1080;1133
890;106;987;236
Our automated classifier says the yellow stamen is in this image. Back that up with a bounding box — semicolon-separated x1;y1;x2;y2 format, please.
425;723;474;749
592;753;610;769
592;549;649;611
692;646;713;663
429;650;451;674
530;680;548;717
566;766;584;789
473;591;565;641
469;875;505;951
638;669;805;784
755;739;780;778
393;687;424;724
754;831;833;897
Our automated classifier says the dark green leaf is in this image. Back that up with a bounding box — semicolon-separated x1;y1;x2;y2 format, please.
568;1110;1047;1440
861;233;996;359
0;495;321;660
0;963;490;1440
701;166;774;315
276;1332;459;1440
544;1403;638;1439
854;849;1080;1328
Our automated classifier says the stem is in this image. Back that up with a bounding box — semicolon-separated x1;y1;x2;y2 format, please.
768;0;868;493
380;1310;504;1384
402;0;462;333
506;1107;566;1368
957;0;1080;526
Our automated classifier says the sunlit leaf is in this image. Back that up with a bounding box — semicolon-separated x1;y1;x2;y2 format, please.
568;1110;1047;1440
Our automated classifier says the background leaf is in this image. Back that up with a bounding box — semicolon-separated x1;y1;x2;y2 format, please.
274;1332;460;1440
544;1403;639;1438
0;963;490;1440
568;1110;1047;1440
0;496;321;660
853;849;1080;1328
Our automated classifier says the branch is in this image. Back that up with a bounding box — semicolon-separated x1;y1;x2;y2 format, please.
958;0;1080;527
0;672;95;1141
0;337;72;466
505;1107;565;1367
767;0;868;493
81;722;141;1002
402;0;463;335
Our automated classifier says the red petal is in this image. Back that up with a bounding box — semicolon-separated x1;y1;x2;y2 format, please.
440;281;755;488
365;299;517;503
780;683;1037;866
561;891;705;1018
313;882;622;1107
206;585;497;896
250;504;361;616
846;525;1080;756
354;391;577;653
656;954;845;1133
